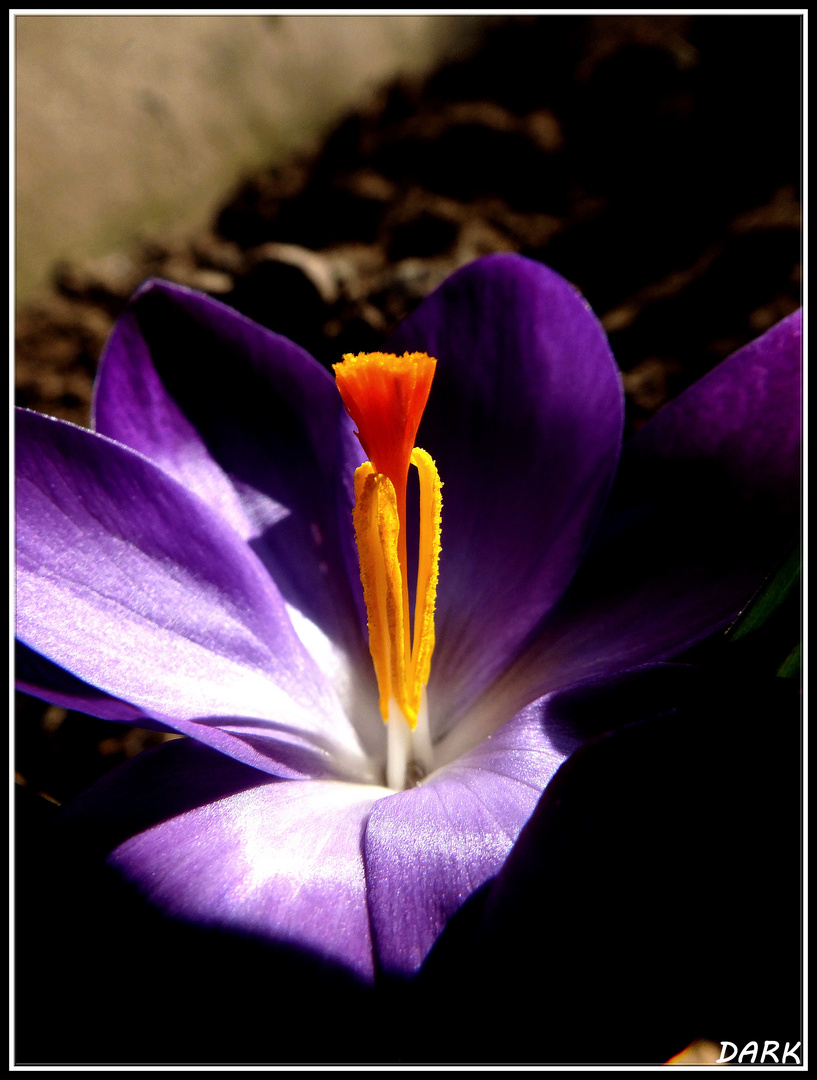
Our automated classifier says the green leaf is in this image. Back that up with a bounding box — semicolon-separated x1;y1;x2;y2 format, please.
777;642;802;681
727;544;800;642
724;544;801;680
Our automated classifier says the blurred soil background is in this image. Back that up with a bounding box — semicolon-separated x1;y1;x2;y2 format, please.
15;14;802;811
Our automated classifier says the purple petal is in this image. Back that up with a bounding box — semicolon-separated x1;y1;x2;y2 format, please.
16;639;160;726
15;409;370;779
55;738;385;981
93;279;367;663
487;309;802;717
15;643;362;780
627;308;801;506
368;663;702;976
365;692;585;976
387;254;623;735
431;673;801;1062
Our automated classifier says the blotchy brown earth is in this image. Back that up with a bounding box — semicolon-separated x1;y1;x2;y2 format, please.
15;15;801;807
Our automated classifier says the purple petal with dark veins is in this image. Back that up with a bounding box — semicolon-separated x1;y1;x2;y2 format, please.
93;279;368;663
387;254;623;736
54;738;386;981
15;409;371;779
482;309;802;723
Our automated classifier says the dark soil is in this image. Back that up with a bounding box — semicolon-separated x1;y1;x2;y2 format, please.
15;14;802;818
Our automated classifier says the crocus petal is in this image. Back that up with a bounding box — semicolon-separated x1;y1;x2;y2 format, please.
16;639;162;726
15;409;371;779
53;738;387;981
15;641;361;781
368;662;701;976
483;309;802;722
93;279;368;664
365;690;587;977
387;253;623;735
428;672;801;1063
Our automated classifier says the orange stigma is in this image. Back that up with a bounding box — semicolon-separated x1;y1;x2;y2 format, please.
333;352;442;737
333;351;436;491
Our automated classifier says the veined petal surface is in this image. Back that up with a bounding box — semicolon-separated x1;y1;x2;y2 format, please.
387;254;624;737
16;639;161;726
486;308;802;720
93;280;368;665
15;409;370;778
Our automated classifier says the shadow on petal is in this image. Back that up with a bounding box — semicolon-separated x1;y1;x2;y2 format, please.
51;738;283;856
17;843;378;1064
16;740;386;1064
419;671;802;1064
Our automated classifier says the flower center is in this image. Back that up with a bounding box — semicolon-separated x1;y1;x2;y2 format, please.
333;352;442;790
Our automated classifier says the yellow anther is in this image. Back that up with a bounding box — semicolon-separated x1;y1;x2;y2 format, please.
334;353;442;731
352;465;408;722
408;447;442;705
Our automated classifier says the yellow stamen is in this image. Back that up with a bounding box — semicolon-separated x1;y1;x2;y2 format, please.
408;447;442;707
334;353;442;734
352;465;408;722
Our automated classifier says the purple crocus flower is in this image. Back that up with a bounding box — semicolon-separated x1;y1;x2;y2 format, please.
15;254;801;994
